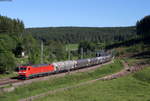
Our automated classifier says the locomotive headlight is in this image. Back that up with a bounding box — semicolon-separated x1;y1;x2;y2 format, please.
19;72;26;73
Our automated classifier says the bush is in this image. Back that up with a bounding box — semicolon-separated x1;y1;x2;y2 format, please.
0;51;16;73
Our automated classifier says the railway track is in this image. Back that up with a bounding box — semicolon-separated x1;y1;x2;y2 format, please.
0;78;21;87
0;61;112;88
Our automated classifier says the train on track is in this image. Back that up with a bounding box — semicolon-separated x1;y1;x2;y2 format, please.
18;55;112;79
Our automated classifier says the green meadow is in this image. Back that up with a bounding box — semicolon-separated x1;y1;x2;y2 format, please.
36;66;150;101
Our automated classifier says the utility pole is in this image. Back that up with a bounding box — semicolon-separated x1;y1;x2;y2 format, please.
41;41;43;64
81;47;83;59
67;44;71;74
68;44;70;60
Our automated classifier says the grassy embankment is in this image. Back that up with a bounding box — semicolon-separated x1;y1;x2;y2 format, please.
0;73;17;79
36;66;150;101
66;44;78;51
0;60;123;101
113;41;150;67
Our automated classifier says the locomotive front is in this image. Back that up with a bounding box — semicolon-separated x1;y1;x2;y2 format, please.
18;66;30;79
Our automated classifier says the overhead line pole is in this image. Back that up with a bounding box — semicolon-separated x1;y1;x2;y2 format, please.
41;41;43;64
81;47;83;59
68;44;70;60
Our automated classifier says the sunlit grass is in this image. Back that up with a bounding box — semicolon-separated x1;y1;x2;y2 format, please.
36;66;150;101
66;44;78;51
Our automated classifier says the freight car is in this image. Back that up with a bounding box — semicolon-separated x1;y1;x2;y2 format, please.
52;60;76;72
18;55;112;79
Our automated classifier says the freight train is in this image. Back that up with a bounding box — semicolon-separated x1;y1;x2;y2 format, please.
18;55;112;79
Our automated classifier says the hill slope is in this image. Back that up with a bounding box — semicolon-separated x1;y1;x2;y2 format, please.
24;26;136;43
36;66;150;101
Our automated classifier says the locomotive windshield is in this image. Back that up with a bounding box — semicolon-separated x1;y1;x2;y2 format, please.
19;67;27;70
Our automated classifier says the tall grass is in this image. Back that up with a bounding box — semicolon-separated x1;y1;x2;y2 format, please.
133;67;150;83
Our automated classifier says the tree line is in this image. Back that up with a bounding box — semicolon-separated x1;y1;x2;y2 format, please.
106;15;150;49
24;26;137;44
0;15;24;73
136;15;150;38
0;15;24;34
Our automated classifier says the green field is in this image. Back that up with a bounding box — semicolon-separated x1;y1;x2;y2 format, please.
36;66;150;101
66;44;78;51
0;60;123;101
0;72;17;79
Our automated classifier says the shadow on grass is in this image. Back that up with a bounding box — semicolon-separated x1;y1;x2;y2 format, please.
10;76;18;79
131;51;150;59
130;51;150;65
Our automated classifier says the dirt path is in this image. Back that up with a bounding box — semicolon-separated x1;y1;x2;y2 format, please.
19;61;148;101
99;61;130;80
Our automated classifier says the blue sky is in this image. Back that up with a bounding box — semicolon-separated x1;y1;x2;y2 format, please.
0;0;150;28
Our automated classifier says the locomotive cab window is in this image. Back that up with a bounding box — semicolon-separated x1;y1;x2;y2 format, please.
19;67;27;70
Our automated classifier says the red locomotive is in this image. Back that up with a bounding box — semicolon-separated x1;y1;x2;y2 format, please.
18;64;55;79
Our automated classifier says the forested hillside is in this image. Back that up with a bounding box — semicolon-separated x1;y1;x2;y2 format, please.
0;15;24;73
24;26;136;44
0;15;24;34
